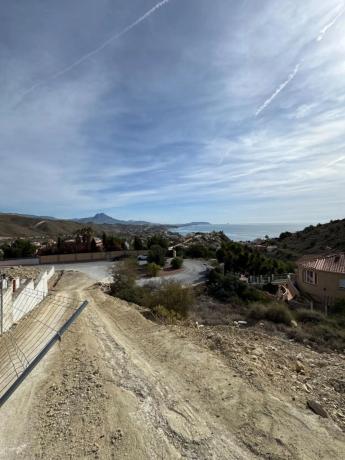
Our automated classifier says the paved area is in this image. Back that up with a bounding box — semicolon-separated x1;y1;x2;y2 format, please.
52;261;114;283
137;259;208;286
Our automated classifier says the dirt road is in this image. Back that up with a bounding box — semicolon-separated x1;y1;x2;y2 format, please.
0;271;344;459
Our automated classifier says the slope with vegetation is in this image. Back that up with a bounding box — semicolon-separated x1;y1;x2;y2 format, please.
274;218;345;259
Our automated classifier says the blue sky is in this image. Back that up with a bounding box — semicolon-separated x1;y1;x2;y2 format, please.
0;0;344;223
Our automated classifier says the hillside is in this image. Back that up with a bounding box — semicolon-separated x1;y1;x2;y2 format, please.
0;213;169;239
0;214;99;238
274;218;345;258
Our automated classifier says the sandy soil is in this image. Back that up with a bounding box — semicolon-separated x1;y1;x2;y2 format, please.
0;271;344;459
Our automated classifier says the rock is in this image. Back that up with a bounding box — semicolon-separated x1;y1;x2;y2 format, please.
234;320;247;327
111;429;123;444
307;400;329;418
295;361;305;373
252;347;264;357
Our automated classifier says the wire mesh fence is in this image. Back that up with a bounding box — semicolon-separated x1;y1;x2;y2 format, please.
0;287;87;406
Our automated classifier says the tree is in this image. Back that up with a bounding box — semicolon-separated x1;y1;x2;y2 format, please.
57;236;63;251
90;238;97;252
1;239;37;259
147;235;169;249
76;226;94;251
102;232;107;249
148;245;166;266
185;244;210;259
171;257;183;270
134;236;144;250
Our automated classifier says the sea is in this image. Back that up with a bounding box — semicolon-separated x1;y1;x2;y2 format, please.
170;223;306;242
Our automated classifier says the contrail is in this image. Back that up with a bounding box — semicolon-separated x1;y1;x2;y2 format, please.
255;63;300;116
17;0;171;100
317;4;345;41
255;4;344;117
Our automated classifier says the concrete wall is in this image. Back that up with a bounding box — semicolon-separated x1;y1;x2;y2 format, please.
1;267;55;331
296;265;345;306
39;250;148;265
0;258;39;267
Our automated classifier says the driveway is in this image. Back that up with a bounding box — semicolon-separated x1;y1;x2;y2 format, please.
52;261;114;283
137;259;208;287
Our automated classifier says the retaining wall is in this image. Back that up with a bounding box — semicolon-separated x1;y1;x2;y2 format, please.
1;267;55;332
0;258;39;267
39;250;148;265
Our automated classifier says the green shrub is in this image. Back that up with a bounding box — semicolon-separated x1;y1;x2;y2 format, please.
146;263;161;277
150;281;195;317
248;303;267;320
331;299;345;316
295;309;324;324
153;305;182;323
147;235;169;249
265;304;292;325
113;285;145;304
171;257;183;269
185;244;213;259
207;269;268;303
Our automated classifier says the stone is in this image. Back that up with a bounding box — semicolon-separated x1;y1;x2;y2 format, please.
295;361;305;373
307;400;329;418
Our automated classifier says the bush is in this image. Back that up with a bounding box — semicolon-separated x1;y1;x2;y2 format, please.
171;257;183;270
185;244;212;259
146;263;160;277
265;304;292;325
248;302;292;325
248;303;267;320
295;309;324;324
207;269;268;303
331;299;345;316
150;281;195;318
152;304;182;323
147;235;169;249
110;258;142;303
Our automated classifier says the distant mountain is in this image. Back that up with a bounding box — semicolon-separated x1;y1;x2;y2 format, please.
74;213;157;226
75;213;124;225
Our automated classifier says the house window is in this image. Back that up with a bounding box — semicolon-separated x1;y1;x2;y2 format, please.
339;279;345;289
303;269;317;285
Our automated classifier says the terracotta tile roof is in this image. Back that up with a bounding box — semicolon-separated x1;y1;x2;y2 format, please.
298;253;345;274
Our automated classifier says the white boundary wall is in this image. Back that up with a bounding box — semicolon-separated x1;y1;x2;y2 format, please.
2;267;55;332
